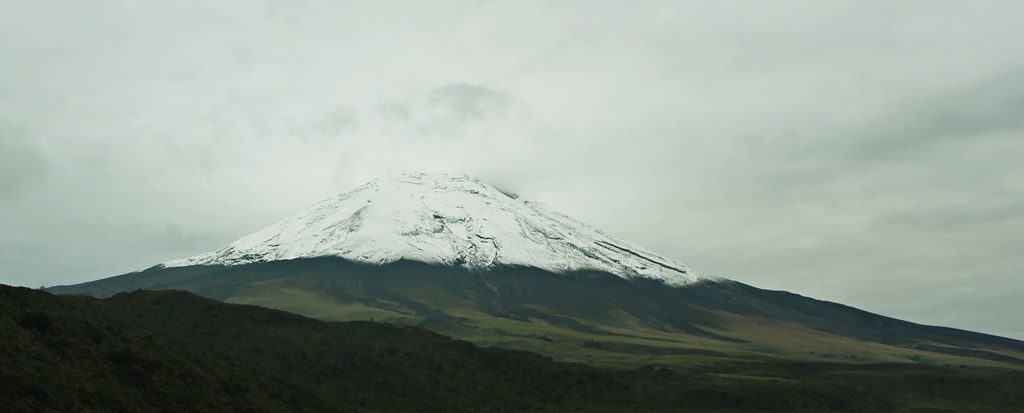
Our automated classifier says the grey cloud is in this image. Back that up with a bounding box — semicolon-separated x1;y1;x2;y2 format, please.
782;72;1024;166
285;106;359;143
0;124;47;201
427;83;516;121
374;83;529;138
849;78;1024;161
731;72;1024;217
377;101;412;121
876;199;1024;230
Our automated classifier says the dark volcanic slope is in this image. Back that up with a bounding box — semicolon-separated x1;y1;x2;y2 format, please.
0;285;880;413
50;258;1024;368
89;289;630;412
9;284;1024;412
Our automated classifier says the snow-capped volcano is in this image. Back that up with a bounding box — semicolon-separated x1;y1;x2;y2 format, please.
163;171;704;286
54;171;1024;371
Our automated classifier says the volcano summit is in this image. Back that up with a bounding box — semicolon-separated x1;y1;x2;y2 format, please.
163;171;702;286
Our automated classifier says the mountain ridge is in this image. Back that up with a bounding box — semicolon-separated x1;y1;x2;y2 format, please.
50;256;1024;369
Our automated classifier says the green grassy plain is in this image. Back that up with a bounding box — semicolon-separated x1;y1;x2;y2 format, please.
223;273;1023;371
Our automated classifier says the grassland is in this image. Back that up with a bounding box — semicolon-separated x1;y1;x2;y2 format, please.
222;271;1024;370
10;284;1024;412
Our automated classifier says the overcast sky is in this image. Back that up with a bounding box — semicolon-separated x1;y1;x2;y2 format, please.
2;1;1022;338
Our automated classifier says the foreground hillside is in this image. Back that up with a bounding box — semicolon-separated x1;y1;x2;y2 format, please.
0;286;323;412
6;285;1024;412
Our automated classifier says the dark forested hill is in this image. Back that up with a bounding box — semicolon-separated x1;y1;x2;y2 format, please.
6;284;1024;412
0;285;324;413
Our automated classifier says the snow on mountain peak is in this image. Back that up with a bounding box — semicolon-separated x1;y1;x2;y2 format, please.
161;171;705;286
